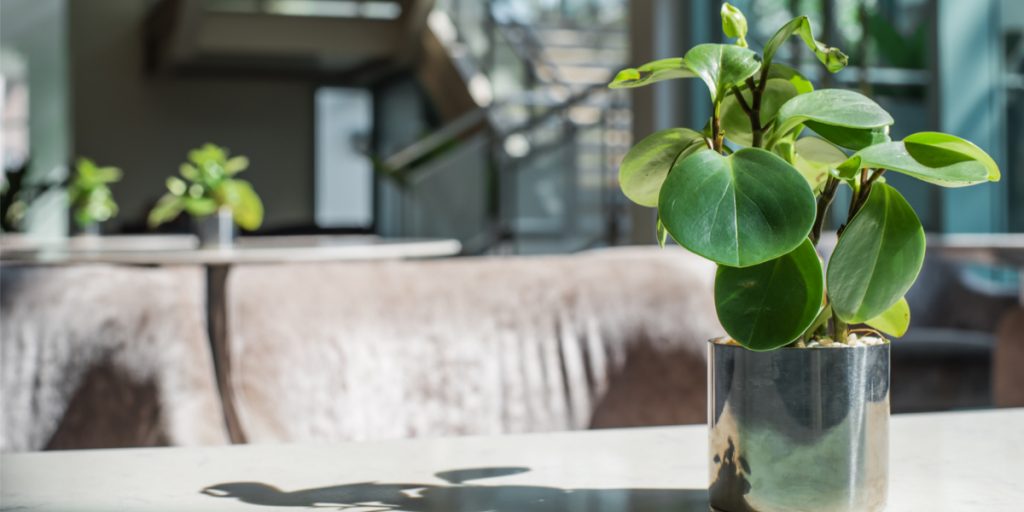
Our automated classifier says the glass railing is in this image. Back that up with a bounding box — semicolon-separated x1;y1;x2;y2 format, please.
204;0;403;19
410;0;631;254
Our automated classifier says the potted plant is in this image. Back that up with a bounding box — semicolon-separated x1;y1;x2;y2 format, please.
148;143;264;247
68;158;122;235
611;4;1000;511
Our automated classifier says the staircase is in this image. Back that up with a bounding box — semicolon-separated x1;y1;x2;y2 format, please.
146;0;634;254
421;0;634;253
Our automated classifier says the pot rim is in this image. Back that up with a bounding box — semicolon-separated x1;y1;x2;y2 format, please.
707;337;890;351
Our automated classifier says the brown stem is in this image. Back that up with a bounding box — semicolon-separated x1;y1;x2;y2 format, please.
747;77;762;111
757;64;770;96
745;77;764;147
846;169;868;217
851;168;883;213
838;169;885;237
731;87;754;116
865;168;886;187
810;176;839;245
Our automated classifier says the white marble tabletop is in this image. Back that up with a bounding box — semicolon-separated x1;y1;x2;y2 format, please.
2;409;1021;511
0;235;462;265
0;233;199;252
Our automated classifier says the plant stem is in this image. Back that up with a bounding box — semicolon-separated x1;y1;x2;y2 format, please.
865;168;886;187
832;309;848;342
732;87;754;116
712;101;724;153
745;77;764;147
853;168;869;212
838;168;878;237
839;168;885;238
802;303;832;342
757;64;770;97
810;176;839;245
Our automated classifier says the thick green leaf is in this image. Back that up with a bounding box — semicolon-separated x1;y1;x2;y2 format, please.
763;16;848;73
224;155;250;175
837;141;989;187
656;216;669;248
827;183;925;323
619;128;705;207
70;157;122;226
721;3;748;47
83;190;116;222
721;78;798;146
199;161;227;183
216;179;264;230
76;158;97;177
805;121;891;150
864;297;910;337
166;176;187;196
658;148;816;267
767;63;814;94
793;136;847;192
189;143;228;167
609;58;695;89
715;239;824;350
903;131;1001;181
609;44;760;101
772;139;796;163
147;194;185;228
73;158;121;187
775;90;894;144
73;187;118;226
180;163;201;181
188;183;206;199
684;43;761;101
183;197;218;217
93;166;122;183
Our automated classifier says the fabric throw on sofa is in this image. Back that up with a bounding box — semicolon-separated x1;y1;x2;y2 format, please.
226;247;720;443
0;264;227;452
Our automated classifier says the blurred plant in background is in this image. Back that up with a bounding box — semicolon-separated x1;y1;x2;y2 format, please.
148;143;263;231
68;158;121;229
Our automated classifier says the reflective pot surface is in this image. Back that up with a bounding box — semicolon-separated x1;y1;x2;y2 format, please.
75;222;101;236
708;341;889;512
197;209;235;248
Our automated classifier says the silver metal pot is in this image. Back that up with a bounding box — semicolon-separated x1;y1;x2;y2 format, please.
708;341;890;512
75;222;101;237
197;208;236;248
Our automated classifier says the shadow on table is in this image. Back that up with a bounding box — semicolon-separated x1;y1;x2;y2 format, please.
201;466;710;511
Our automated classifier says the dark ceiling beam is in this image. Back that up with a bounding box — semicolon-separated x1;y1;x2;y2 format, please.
195;12;401;60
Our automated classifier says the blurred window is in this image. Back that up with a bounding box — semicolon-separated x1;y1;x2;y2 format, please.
315;87;374;229
206;0;402;19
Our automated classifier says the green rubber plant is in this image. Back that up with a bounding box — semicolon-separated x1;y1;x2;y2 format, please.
69;158;122;229
148;143;264;231
611;3;1001;351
